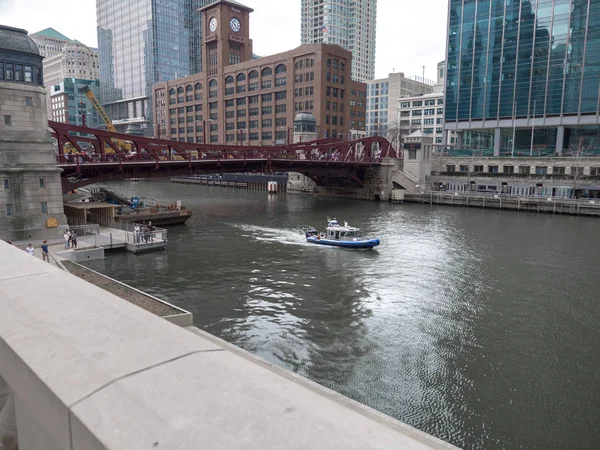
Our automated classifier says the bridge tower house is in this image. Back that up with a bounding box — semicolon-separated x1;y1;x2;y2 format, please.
0;25;67;241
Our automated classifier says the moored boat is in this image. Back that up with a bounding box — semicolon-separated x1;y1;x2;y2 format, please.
304;218;380;249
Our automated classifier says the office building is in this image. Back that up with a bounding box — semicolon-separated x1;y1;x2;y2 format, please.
300;0;377;82
97;0;204;136
445;0;600;155
30;29;100;121
30;27;71;58
49;78;102;128
366;72;434;138
396;61;454;146
153;0;367;146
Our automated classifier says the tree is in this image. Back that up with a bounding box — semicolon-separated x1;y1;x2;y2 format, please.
568;136;590;198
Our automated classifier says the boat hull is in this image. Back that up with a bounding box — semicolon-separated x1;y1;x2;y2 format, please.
306;237;380;249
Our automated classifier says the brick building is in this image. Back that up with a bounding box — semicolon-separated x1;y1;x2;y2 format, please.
152;0;366;146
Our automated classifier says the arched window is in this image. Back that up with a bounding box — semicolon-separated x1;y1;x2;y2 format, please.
209;79;217;88
248;70;258;79
194;82;202;90
186;84;193;92
169;88;176;95
236;73;246;82
177;86;184;93
275;64;286;74
261;67;272;77
225;75;234;84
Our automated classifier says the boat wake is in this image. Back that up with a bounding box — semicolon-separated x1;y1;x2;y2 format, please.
233;224;315;247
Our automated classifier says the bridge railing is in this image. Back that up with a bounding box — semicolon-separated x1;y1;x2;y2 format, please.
49;121;394;167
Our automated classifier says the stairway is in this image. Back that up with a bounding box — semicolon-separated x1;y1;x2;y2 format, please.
391;170;421;192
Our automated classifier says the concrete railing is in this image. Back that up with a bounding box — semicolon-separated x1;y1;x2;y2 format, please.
0;240;457;450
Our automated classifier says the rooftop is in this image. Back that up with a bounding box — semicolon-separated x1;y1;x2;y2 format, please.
0;25;41;56
199;0;254;12
30;27;72;42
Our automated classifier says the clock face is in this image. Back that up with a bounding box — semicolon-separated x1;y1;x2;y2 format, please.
230;17;241;33
209;17;217;33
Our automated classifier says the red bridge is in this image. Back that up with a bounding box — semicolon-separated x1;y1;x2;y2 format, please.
49;121;396;194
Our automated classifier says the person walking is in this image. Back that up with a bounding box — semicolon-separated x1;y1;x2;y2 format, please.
71;231;78;249
63;230;70;249
41;240;50;262
25;243;34;256
134;224;140;243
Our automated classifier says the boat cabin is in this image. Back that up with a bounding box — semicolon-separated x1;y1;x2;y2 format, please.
325;219;360;240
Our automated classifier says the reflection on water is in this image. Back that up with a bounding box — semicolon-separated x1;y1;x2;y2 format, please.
84;181;600;449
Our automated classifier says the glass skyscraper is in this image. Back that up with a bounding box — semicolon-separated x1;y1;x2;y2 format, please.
97;0;208;136
444;0;600;155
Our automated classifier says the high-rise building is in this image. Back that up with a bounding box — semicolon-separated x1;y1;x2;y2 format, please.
444;0;600;156
153;0;367;145
29;28;71;58
30;29;100;122
96;0;205;136
300;0;377;82
49;79;102;128
366;72;434;138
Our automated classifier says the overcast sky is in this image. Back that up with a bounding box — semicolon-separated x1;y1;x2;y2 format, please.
2;0;448;81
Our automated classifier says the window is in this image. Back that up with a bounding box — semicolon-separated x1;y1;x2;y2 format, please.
275;91;286;100
3;179;9;190
261;80;272;89
275;118;286;127
262;106;272;115
225;75;234;84
553;166;565;175
14;64;23;81
519;166;530;174
446;165;456;172
261;67;272;77
236;98;246;106
0;62;3;80
412;101;422;107
488;165;499;173
503;165;514;174
236;73;246;82
275;77;286;87
275;104;286;114
474;165;484;173
248;70;258;79
275;64;286;74
24;66;32;83
6;204;13;217
262;119;272;127
4;115;11;126
261;93;272;102
41;202;48;214
39;178;45;188
249;120;258;128
535;166;547;175
459;165;469;172
262;132;272;140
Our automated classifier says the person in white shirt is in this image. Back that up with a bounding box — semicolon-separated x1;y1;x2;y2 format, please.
25;243;34;256
64;230;70;249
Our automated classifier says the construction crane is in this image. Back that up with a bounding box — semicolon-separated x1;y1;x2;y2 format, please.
81;86;131;152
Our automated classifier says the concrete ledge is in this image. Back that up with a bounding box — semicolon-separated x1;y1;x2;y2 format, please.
55;246;105;262
0;241;456;449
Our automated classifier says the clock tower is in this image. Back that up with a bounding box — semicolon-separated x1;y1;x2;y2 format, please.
200;0;254;76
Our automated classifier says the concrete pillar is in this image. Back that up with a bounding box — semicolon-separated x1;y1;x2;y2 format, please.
556;125;565;156
493;127;501;156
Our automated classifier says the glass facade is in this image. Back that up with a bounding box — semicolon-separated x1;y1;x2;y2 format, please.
97;0;205;132
446;0;600;122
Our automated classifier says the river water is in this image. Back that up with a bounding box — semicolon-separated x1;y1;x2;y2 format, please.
84;181;600;449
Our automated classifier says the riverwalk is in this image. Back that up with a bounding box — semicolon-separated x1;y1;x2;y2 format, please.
405;191;600;216
0;240;457;449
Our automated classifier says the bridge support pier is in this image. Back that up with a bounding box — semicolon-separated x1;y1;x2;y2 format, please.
309;159;400;201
